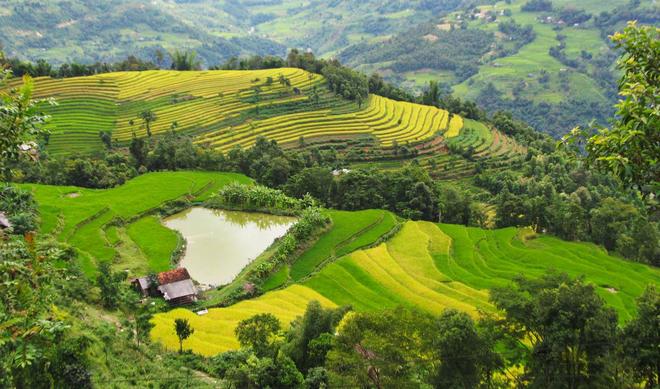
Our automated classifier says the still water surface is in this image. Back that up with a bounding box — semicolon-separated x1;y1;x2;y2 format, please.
163;207;296;285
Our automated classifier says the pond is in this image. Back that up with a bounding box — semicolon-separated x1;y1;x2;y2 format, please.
163;207;296;286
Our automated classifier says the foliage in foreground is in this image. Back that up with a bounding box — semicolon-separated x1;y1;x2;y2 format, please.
564;22;659;195
203;272;658;388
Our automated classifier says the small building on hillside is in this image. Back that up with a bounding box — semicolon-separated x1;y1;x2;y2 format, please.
131;268;198;306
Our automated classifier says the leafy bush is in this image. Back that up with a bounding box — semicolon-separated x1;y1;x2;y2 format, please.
0;184;38;234
210;183;317;214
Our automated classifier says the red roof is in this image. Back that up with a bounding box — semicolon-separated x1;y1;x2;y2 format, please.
158;268;191;285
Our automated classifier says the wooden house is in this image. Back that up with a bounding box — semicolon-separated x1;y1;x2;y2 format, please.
131;268;198;306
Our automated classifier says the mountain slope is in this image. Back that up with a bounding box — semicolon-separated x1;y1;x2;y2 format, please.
12;69;462;154
152;219;660;356
0;0;285;66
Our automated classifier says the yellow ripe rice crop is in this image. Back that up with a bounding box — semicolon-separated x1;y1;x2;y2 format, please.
150;285;336;356
198;95;458;151
150;219;659;357
6;69;463;155
445;114;464;138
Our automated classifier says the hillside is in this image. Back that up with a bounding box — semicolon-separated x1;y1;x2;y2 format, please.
341;0;659;136
20;173;658;357
0;0;286;66
152;219;660;356
7;69;526;180
2;0;657;137
21;171;252;276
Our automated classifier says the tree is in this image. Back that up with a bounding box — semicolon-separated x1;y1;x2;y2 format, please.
139;110;157;138
129;133;148;168
121;291;155;347
154;49;165;68
428;310;493;388
491;272;619;388
174;318;194;353
283;301;348;372
326;308;434;388
99;130;112;149
223;351;304;388
0;72;51;179
0;236;71;387
623;285;659;388
422;80;441;106
96;261;125;309
564;23;659;194
170;50;201;71
235;313;281;358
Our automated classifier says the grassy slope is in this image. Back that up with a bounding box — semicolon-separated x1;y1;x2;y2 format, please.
23;171;252;276
451;0;611;104
126;215;179;273
151;285;336;356
152;220;659;356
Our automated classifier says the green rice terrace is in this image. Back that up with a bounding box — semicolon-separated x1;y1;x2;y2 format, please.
21;173;659;357
5;69;527;180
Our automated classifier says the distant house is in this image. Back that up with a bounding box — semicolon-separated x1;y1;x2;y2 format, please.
0;212;11;230
131;268;198;306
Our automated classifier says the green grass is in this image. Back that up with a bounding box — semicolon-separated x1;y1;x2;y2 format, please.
23;171;252;276
126;216;180;273
262;266;290;292
289;209;398;281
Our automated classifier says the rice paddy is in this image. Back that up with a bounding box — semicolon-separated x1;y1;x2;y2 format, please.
151;285;336;356
10;69;459;155
152;220;659;355
21;171;252;276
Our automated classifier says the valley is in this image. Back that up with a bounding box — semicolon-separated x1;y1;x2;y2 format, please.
0;3;657;387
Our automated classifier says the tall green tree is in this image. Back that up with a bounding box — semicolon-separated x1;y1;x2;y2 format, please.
96;261;125;310
623;285;659;388
235;313;281;358
491;272;619;388
0;237;70;387
326;308;434;388
283;300;349;372
564;22;659;194
428;309;497;389
170;50;201;71
129;132;148;167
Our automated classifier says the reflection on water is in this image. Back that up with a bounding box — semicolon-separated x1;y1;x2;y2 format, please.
163;207;296;286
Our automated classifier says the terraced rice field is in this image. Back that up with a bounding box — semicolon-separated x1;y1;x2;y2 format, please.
197;94;453;150
7;69;459;154
152;220;659;355
445;114;464;138
21;171;252;276
421;119;526;179
151;285;336;356
286;209;397;282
